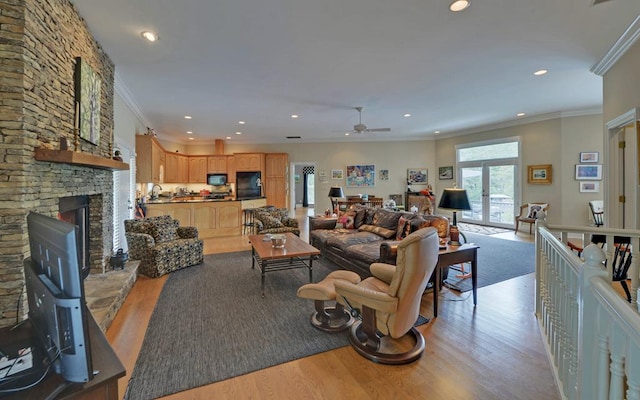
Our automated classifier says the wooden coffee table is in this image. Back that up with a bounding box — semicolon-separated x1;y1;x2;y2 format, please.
248;232;321;297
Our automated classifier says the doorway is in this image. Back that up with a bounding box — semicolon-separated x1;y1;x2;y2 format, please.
457;138;520;228
290;163;315;211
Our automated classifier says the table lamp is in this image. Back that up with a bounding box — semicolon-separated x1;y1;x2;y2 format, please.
328;186;344;213
438;187;471;246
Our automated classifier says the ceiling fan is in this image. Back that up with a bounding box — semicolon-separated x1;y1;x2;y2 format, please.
346;107;391;134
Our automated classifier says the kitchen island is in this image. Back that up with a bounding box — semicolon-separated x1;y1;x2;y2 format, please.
144;197;267;238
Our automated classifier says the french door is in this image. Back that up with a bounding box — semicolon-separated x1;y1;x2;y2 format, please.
456;138;520;228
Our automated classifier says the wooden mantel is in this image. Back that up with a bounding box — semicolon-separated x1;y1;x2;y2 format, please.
34;148;129;171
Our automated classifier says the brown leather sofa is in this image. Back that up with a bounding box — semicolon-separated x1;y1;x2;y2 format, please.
309;207;449;277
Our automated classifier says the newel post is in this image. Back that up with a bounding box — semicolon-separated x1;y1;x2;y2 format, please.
577;244;607;400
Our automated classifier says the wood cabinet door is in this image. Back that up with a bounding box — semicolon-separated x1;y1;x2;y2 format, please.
165;153;179;183
265;177;287;208
266;153;287;178
227;156;236;182
178;155;189;182
189;157;207;183
207;156;227;173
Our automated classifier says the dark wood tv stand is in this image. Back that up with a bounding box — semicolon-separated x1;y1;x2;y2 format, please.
0;313;125;400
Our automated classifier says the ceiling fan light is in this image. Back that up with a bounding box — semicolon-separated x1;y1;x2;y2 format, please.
449;0;470;12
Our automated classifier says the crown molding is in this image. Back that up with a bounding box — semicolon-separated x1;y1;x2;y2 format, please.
605;107;640;130
114;71;151;128
436;108;602;140
591;15;640;76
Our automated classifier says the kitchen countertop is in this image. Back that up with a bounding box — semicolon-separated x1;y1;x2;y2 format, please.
146;197;236;204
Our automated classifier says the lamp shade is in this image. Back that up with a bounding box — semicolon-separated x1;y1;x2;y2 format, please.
438;188;472;211
328;186;344;199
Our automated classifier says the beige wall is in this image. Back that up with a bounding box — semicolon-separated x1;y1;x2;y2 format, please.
433;114;602;225
603;39;640;124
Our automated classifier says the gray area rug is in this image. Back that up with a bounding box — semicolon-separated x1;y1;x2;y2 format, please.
124;251;349;400
444;232;535;292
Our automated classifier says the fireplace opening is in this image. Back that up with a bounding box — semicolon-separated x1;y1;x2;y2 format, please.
58;195;90;278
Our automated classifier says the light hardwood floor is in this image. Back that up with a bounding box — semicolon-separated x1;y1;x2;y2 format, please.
106;208;561;400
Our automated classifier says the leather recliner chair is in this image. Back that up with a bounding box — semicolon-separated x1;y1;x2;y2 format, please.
334;227;439;364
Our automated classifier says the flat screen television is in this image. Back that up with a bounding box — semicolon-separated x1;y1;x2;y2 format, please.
207;173;227;186
24;212;93;383
236;171;262;199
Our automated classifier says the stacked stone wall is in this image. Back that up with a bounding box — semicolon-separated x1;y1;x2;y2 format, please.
0;0;115;327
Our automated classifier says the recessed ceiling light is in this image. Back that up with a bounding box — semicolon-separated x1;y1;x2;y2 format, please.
235;131;242;135
226;136;231;140
141;31;158;42
434;130;440;134
186;131;193;134
449;0;470;12
291;114;299;119
188;137;194;140
403;113;411;118
238;121;245;125
517;112;526;117
534;69;548;76
345;132;350;136
184;115;192;119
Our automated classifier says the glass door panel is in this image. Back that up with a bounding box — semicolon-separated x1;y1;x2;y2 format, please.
460;167;483;222
488;165;515;225
460;164;515;227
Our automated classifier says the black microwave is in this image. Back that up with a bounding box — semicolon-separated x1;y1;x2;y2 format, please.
207;173;227;186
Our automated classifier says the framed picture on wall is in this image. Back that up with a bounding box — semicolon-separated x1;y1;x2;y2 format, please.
575;164;602;180
579;152;599;163
407;168;427;184
527;164;552;184
579;181;599;193
331;169;343;179
379;169;389;180
438;166;453;180
74;57;101;145
346;164;375;187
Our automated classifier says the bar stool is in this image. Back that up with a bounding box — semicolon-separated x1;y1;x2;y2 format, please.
242;208;255;235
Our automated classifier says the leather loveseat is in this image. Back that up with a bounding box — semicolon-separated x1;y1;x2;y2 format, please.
309;207;449;277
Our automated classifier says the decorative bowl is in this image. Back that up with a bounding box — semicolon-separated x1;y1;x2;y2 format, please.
271;234;286;248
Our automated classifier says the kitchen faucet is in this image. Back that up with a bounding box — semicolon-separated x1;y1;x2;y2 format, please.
151;184;162;199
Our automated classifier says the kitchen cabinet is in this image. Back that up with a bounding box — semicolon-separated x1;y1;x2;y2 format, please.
234;153;265;172
265;153;288;208
135;135;165;183
188;156;207;183
165;153;190;183
207;156;227;173
227;155;236;183
145;200;241;238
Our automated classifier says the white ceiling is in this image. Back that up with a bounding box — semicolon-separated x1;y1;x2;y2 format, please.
71;0;640;145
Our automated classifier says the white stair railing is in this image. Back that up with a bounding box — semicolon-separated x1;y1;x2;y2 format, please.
536;221;640;400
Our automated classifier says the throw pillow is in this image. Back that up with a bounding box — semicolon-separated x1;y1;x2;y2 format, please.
372;209;402;230
409;217;431;234
526;203;547;219
358;224;396;239
353;208;367;228
339;209;357;229
396;216;411;240
254;212;284;229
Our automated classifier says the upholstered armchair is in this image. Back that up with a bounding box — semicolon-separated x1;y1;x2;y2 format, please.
253;207;300;236
334;227;440;364
124;215;204;278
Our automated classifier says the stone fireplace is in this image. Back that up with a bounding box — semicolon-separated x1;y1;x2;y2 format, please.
0;0;123;328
